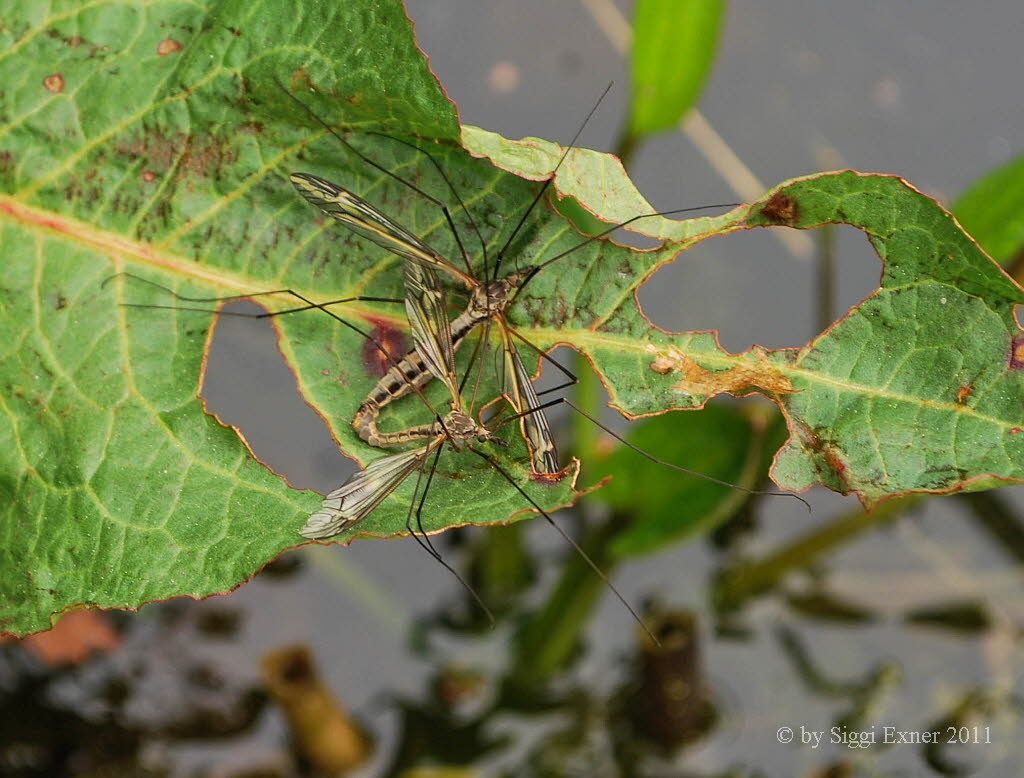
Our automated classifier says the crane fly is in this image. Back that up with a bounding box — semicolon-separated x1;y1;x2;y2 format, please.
280;81;741;479
295;215;657;638
117;80;809;522
112;82;811;636
288;171;559;474
277;85;809;518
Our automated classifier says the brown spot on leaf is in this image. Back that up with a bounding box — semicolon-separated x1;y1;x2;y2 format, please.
530;466;570;485
321;368;330;376
646;345;795;397
116;129;236;179
43;74;64;93
759;191;798;225
1010;427;1022;436
157;38;182;56
362;319;408;377
820;444;850;486
795;422;853;493
140;170;157;183
956;385;972;405
1008;335;1024;370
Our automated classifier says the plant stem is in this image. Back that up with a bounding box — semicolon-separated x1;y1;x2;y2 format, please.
509;516;622;689
713;496;917;613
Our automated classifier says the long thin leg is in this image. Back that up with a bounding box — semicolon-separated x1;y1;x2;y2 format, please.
107;271;403;317
408;440;495;624
493;395;813;513
457;317;490;400
464;319;494;415
505;323;579;397
404;440;445;561
109;272;446;421
366;130;489;273
491;83;614;281
517;201;741;295
469;446;657;645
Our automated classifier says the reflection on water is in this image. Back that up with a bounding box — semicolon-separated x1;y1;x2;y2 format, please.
3;470;1022;775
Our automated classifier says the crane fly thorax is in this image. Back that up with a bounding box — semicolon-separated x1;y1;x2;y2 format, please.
469;269;529;320
436;409;505;449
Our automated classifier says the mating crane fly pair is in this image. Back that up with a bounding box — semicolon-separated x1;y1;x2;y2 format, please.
118;81;808;633
290;169;553;537
276;83;785;542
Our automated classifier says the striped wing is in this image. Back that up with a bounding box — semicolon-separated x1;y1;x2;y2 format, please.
500;331;559;474
403;259;460;404
300;440;442;539
290;173;471;285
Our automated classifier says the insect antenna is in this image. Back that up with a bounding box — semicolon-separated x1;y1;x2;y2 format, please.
273;78;478;278
490;82;614;282
469;446;659;645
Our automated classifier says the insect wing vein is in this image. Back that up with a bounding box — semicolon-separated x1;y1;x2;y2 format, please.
301;442;439;539
403;260;460;403
502;332;559;474
290;173;466;280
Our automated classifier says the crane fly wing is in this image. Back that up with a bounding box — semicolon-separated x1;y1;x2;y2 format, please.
402;259;461;404
292;171;464;404
500;330;559;474
301;440;441;539
290;173;471;284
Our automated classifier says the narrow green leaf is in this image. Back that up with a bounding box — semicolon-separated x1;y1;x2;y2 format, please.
952;152;1024;265
628;0;725;138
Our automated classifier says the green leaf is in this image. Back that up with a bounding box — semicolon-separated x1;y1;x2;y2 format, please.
461;139;1024;506
0;0;581;635
5;0;1024;636
952;152;1024;265
627;0;725;137
745;175;1024;505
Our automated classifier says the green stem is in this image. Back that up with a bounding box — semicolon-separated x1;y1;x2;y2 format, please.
955;491;1024;566
471;522;533;609
571;351;600;470
713;496;917;613
509;516;622;689
612;129;639;170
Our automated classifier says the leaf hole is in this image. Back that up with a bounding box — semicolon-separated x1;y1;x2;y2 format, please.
636;226;879;352
200;302;357;493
